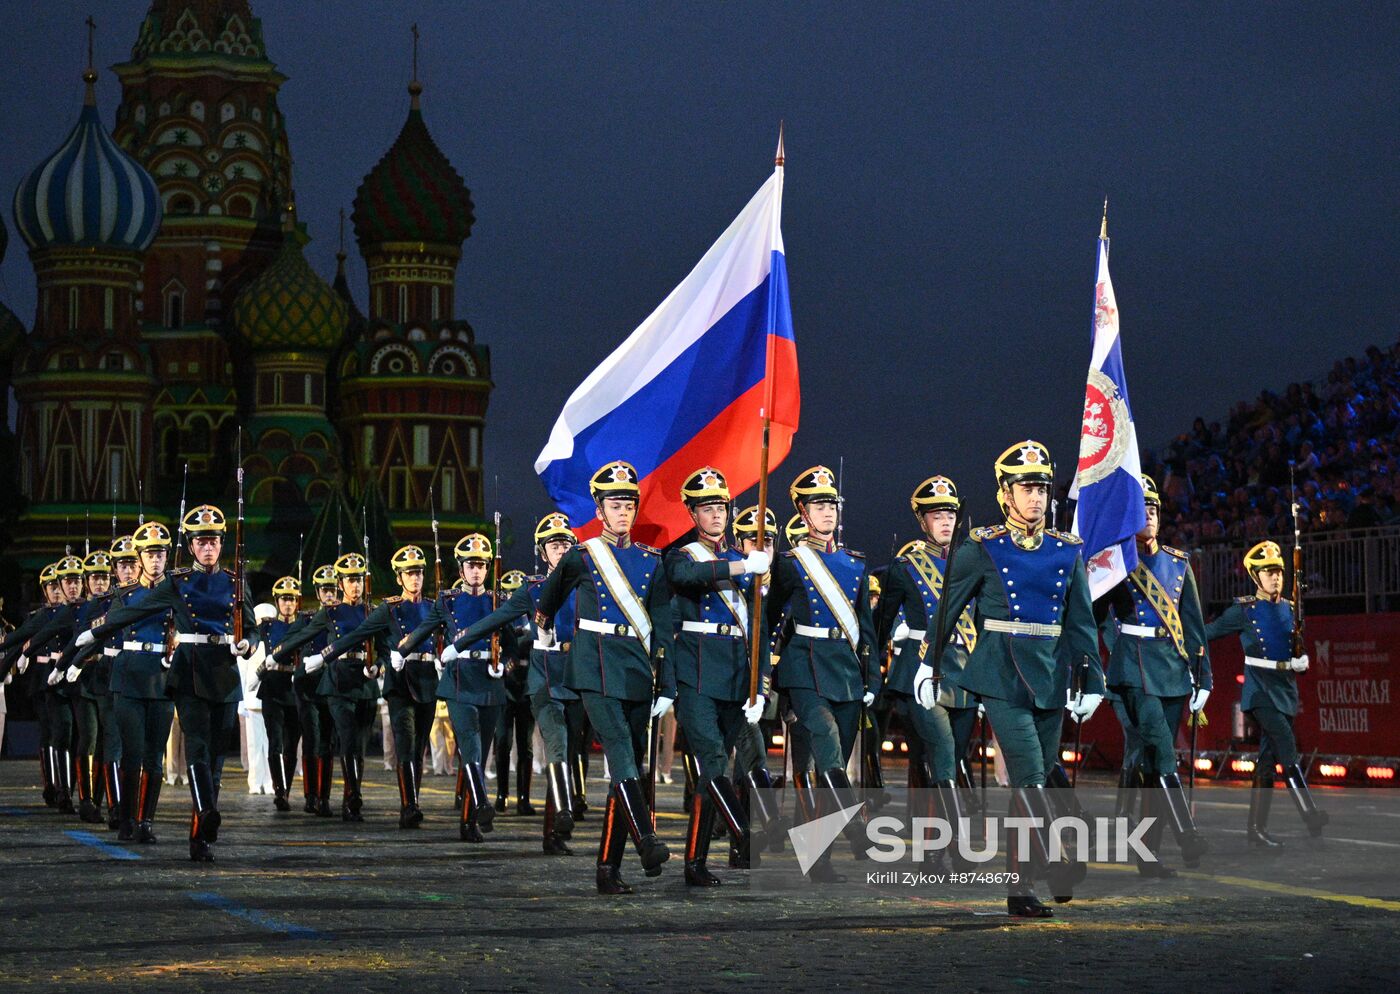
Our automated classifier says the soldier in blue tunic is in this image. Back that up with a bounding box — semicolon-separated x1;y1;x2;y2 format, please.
323;545;436;829
765;465;879;883
91;537;143;828
61;550;116;824
251;576;305;813
401;534;507;842
492;570;537;815
26;555;89;815
0;563;68;806
930;441;1105;917
1100;475;1212;871
876;476;978;862
271;553;376;824
664;468;771;885
443;513;583;855
77;506;258;862
1204;540;1328;845
294;565;340;816
532;460;676;894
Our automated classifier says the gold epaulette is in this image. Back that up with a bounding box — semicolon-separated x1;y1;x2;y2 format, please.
1047;529;1082;544
1161;545;1189;560
635;543;660;556
845;548;865;560
382;595;402;605
1235;595;1257;605
971;525;1006;543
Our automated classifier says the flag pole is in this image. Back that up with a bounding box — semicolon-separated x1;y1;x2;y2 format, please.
747;123;784;708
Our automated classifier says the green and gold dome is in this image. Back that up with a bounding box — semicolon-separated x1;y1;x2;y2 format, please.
233;213;347;353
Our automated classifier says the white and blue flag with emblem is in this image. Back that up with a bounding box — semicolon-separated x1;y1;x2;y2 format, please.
1070;215;1146;600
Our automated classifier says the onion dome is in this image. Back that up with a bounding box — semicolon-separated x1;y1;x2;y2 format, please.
12;75;161;253
233;209;347;352
351;81;474;249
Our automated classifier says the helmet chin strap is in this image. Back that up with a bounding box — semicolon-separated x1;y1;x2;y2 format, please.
1002;486;1042;534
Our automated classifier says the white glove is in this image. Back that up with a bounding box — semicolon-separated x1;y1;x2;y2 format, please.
914;662;938;711
1067;691;1104;723
743;550;771;575
16;654;28;674
75;630;95;648
435;657;445;677
47;667;62;686
65;664;81;683
390;651;406;671
487;660;505;679
862;691;876;707
363;665;378;679
1289;654;1310;673
441;643;461;665
231;638;252;659
893;622;910;643
161;655;172;670
743;695;766;725
651;695;674;719
303;653;324;673
536;626;559;649
1189;687;1210;713
977;701;985;718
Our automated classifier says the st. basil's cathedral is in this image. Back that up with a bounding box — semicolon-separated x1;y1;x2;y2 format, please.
0;1;492;592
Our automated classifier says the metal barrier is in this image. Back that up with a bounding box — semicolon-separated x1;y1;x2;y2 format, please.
1191;526;1400;613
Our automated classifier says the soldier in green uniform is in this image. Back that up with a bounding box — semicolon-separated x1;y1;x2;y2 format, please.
251;576;305;813
77;506;258;862
765;466;879;882
533;461;676;894
492;570;537;815
0;564;68;806
63;550;115;824
29;555;88;815
876;476;978;862
930;442;1104;917
294;565;340;816
1204;540;1328;845
664;468;771;885
1100;475;1211;871
400;534;507;842
270;553;376;823
322;546;436;829
442;514;582;855
91;537;142;828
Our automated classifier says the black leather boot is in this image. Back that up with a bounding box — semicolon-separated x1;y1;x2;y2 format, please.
616;778;669;875
684;792;722;886
1248;773;1284;848
595;789;633;894
270;754;290;812
340;755;361;822
467;763;494;832
516;764;536;816
137;771;161;844
189;762;220;842
1283;763;1329;838
55;750;75;814
103;761;122;829
302;746;317;813
542;793;572;855
707;775;752;869
1157;773;1209;866
1135;777;1177;878
398;762;423;828
547;762;575;837
41;748;57;807
821;768;870;859
117;763;139;841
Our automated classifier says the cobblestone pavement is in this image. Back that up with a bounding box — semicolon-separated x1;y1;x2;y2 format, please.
2;760;1396;993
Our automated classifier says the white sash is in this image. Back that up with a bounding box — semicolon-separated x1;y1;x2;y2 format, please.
682;542;749;637
582;537;653;652
792;546;860;651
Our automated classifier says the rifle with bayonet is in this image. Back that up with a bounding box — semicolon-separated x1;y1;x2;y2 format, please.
1289;462;1306;658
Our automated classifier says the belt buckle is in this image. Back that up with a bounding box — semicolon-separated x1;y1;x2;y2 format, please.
1156;626;1168;638
829;626;842;640
717;623;731;636
614;623;628;637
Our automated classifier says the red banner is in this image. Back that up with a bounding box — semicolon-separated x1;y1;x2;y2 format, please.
1074;612;1400;765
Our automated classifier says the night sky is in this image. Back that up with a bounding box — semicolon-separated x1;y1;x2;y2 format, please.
1;2;1396;562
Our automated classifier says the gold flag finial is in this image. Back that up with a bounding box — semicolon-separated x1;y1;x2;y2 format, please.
408;23;423;107
82;15;98;103
775;120;785;168
1100;197;1108;240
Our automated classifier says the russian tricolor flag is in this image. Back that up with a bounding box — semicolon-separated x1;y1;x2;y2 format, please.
1071;213;1147;599
535;139;799;547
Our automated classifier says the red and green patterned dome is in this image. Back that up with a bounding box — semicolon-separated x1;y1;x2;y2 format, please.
352;86;474;249
233;221;347;352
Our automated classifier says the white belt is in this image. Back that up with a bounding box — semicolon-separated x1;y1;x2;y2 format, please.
794;622;848;641
578;618;638;638
37;654;57;664
175;633;232;645
901;628;927;642
262;661;294;672
102;647;119;658
122;640;165;653
403;652;428;662
1120;623;1168;639
681;620;743;637
532;638;567;652
984;619;1062;638
1245;655;1293;671
462;650;491;660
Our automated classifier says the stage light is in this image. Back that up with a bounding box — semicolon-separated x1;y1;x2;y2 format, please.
1060;749;1081;764
1365;765;1396;781
882;740;895;753
1231;758;1256;774
978;745;996;759
1194;757;1213;772
1318;763;1348;778
771;733;785;747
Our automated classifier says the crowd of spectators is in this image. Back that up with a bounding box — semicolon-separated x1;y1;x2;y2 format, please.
1141;338;1400;549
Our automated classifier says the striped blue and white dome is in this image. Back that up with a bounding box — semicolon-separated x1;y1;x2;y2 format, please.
12;98;162;253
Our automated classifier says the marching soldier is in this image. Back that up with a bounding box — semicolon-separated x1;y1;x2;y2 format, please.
1100;475;1211;871
492;569;537;815
875;476;978;862
271;553;376;823
252;577;305;812
323;546;435;829
664;469;771;885
533;461;676;894
445;513;582;855
929;441;1104;917
1204;540;1328;845
94;538;142;828
399;534;507;842
61;550;116;824
0;563;66;805
294;565;340;816
77;506;259;862
765;466;879;883
18;557;86;813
